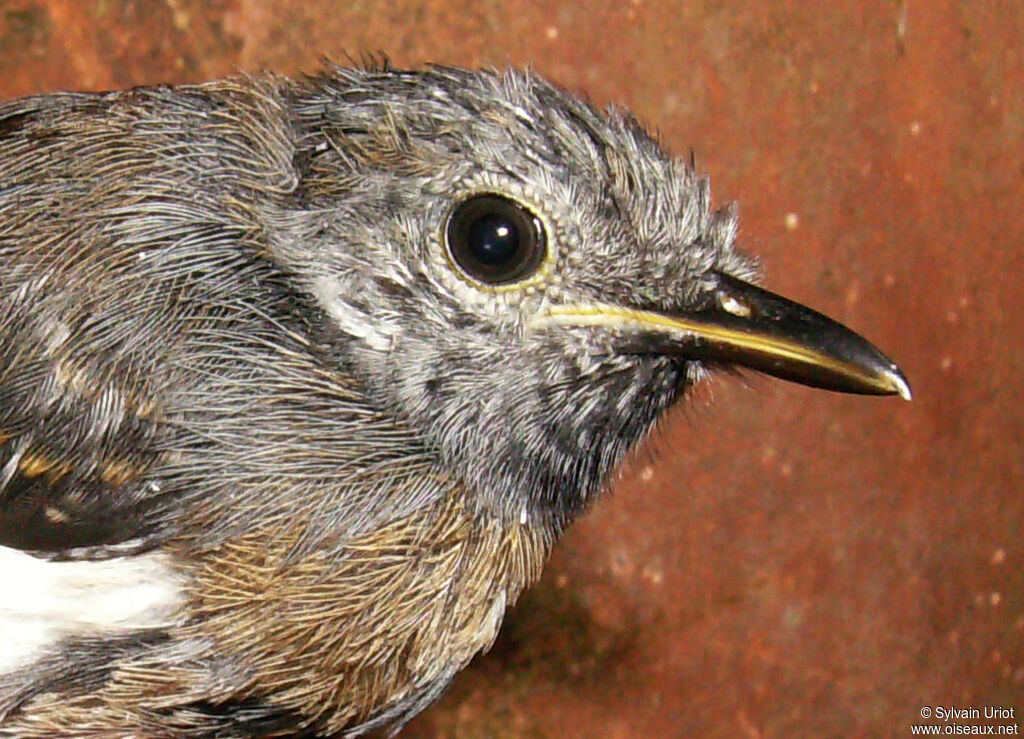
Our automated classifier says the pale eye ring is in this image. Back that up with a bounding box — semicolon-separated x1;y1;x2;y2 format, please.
445;194;547;285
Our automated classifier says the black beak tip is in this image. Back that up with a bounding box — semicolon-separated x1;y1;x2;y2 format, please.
687;272;915;401
878;362;913;401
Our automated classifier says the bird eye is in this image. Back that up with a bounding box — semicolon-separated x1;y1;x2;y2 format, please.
446;194;547;285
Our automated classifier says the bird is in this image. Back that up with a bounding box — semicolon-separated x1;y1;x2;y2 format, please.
0;61;910;738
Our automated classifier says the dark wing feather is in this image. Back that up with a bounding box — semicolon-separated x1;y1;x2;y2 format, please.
0;81;300;554
0;80;440;560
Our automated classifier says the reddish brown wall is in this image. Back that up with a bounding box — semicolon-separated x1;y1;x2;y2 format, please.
1;2;1019;736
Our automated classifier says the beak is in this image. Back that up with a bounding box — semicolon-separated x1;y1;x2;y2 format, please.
533;271;912;399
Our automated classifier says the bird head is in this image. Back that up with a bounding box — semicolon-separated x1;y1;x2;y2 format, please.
266;65;910;531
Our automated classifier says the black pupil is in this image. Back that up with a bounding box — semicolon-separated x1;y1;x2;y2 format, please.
447;194;545;284
467;213;519;266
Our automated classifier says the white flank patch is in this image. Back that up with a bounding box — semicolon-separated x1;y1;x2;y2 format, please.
0;546;185;674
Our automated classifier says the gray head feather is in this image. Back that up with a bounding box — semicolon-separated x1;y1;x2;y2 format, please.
264;65;753;528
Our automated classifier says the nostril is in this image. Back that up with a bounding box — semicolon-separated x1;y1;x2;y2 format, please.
717;292;752;318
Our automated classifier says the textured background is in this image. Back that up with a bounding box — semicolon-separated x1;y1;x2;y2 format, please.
0;1;1020;737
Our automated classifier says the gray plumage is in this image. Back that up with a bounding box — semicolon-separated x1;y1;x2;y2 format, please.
0;62;907;737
